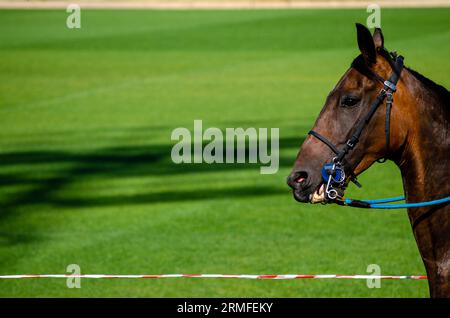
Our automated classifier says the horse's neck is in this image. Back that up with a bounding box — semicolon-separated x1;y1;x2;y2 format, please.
395;70;450;297
395;69;449;213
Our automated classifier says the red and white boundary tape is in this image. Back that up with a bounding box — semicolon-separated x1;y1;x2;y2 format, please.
0;274;428;280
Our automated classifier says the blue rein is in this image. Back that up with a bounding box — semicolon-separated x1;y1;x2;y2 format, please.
342;196;450;209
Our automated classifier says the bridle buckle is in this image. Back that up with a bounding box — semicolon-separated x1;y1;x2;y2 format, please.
386;91;393;102
383;80;397;92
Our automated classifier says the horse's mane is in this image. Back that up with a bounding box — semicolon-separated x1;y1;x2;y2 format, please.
405;67;449;107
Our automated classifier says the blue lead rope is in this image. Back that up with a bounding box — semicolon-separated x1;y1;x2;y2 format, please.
350;196;405;204
343;196;450;209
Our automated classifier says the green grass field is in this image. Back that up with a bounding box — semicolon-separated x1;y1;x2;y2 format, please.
0;8;449;297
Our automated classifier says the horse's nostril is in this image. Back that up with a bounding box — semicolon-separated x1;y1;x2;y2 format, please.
296;171;308;185
287;171;309;189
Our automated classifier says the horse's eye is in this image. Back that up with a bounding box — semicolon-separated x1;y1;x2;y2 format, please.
340;95;360;108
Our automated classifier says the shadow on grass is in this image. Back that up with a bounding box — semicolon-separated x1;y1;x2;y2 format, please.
0;135;305;245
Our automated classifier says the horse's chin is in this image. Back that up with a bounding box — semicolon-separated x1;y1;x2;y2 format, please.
293;183;327;204
292;190;310;203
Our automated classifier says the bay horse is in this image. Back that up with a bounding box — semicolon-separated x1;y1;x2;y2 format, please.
287;24;449;297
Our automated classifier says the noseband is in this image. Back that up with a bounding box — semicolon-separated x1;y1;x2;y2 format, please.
308;53;405;201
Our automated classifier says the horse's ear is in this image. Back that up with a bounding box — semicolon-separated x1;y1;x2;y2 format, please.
373;28;384;50
356;23;376;64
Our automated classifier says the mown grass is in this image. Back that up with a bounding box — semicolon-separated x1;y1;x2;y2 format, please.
0;8;449;297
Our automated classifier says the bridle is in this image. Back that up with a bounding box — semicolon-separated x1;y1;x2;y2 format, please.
308;51;404;202
298;49;450;209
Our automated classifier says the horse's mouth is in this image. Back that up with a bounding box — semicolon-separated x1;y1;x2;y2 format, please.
310;183;326;204
292;183;327;204
309;183;345;204
291;178;346;204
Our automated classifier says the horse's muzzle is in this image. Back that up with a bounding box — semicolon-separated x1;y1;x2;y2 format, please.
287;170;315;203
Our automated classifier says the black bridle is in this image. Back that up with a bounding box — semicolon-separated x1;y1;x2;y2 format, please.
308;52;404;201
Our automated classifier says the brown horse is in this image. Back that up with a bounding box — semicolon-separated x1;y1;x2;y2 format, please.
287;24;449;298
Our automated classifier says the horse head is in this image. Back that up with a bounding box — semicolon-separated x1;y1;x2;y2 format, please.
287;24;406;204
